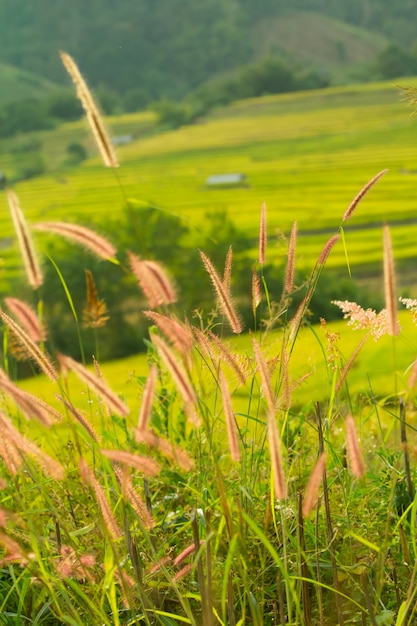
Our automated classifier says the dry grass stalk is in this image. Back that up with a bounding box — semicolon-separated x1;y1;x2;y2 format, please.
267;410;287;499
223;246;233;293
114;466;154;529
383;224;399;336
194;327;217;364
58;354;129;416
345;414;365;478
200;250;243;334
0;411;65;480
101;449;160;476
289;289;313;342
218;370;240;462
252;338;276;412
79;458;122;540
4;297;46;342
129;252;176;308
7;190;43;289
151;335;196;407
208;331;248;385
148;556;172;575
135;429;194;471
57;395;99;442
55;545;96;582
0;435;22;475
83;270;109;328
285;221;297;293
342;169;388;223
32;222;117;260
335;334;368;393
318;234;340;265
0;532;28;560
137;364;158;432
0;374;60;426
60;51;118;168
0;310;57;381
259;201;267;265
173;563;193;582
252;266;262;312
303;453;326;518
281;347;291;411
173;541;203;567
144;311;193;355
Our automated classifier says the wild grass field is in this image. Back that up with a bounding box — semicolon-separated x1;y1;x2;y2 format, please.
2;58;417;626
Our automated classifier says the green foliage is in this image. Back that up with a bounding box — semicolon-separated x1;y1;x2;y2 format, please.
123;87;151;113
152;100;194;130
13;151;46;182
0;98;53;138
46;89;83;121
374;44;417;79
65;142;87;165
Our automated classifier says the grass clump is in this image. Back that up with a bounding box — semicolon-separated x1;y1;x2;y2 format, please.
1;53;417;626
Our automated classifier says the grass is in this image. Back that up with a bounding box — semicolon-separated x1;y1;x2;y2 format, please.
2;62;417;625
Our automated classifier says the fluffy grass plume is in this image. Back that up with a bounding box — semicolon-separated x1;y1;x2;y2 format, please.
136;364;158;432
135;429;194;471
60;51;118;168
151;334;195;405
285;221;297;293
129;252;176;308
342;169;388;223
345;414;366;478
7;190;43;289
267;409;287;499
58;354;129;417
57;395;99;442
32;221;117;261
100;449;160;476
200;250;242;334
5;297;46;342
383;223;399;336
218;369;241;462
259;200;267;265
79;458;122;540
303;453;326;518
0;310;57;381
83;270;109;329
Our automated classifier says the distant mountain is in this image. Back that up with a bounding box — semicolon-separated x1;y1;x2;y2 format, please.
0;1;412;102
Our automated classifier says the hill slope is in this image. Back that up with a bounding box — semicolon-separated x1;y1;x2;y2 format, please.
0;63;58;106
254;12;389;76
0;1;399;102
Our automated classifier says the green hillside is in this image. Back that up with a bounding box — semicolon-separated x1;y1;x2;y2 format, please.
0;62;58;106
0;1;409;102
254;11;389;76
2;79;417;286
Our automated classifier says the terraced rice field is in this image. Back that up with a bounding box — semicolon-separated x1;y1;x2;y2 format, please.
1;80;417;290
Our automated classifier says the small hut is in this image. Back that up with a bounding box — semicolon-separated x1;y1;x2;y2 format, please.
205;173;247;188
